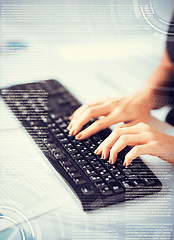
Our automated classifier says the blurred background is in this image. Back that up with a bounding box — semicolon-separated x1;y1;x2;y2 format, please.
0;0;173;117
0;0;173;96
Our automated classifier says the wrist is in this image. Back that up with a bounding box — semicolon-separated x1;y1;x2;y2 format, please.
135;89;156;110
138;86;167;110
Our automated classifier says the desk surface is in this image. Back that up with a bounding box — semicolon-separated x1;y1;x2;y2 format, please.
0;41;174;240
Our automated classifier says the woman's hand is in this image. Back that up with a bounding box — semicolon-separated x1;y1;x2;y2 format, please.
67;93;152;140
94;122;174;166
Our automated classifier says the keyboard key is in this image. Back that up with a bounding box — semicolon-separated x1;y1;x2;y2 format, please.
100;188;113;196
62;128;69;134
85;169;98;177
120;180;134;189
90;175;102;183
64;143;73;148
59;122;67;129
94;163;103;170
99;169;107;176
89;158;100;165
48;123;56;129
132;179;145;187
141;178;155;186
54;151;67;160
109;182;124;194
50;128;61;134
73;177;86;185
84;152;93;158
71;153;83;159
55;117;63;124
66;148;78;155
103;174;112;182
59;159;72;167
75;159;88;165
95;182;107;189
80;164;92;171
108;165;117;171
41;115;52;123
78;145;88;151
69;172;82;178
81;187;95;196
56;133;65;139
64;166;76;173
112;170;125;180
59;137;69;144
102;161;110;167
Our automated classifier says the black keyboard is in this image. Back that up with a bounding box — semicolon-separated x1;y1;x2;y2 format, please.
0;80;162;211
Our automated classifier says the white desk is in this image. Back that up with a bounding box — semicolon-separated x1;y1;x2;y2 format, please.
0;41;174;240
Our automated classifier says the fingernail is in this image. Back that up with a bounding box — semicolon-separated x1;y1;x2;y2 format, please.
124;160;128;167
95;149;102;155
67;125;71;130
125;161;129;167
94;149;99;154
69;129;74;135
109;158;112;164
75;133;82;139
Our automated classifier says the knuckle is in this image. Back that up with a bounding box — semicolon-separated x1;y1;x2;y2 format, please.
94;119;104;128
137;122;145;127
145;126;152;133
113;127;121;136
86;107;95;116
84;104;91;111
137;122;150;131
109;99;117;106
84;103;90;108
133;145;142;155
119;135;127;143
147;131;155;140
150;140;158;146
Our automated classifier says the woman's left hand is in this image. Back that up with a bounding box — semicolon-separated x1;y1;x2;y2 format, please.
94;122;174;166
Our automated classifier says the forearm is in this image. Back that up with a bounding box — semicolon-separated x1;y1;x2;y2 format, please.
140;50;174;109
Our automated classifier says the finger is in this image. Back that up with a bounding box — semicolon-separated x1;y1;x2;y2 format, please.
68;105;87;127
68;106;85;129
69;98;123;132
75;115;114;140
124;143;152;166
118;122;153;135
95;123;145;158
69;104;111;135
69;100;105;121
109;134;147;164
69;102;106;129
97;122;148;151
94;128;123;159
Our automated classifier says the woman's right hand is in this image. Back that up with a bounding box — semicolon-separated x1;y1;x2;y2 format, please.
67;92;153;140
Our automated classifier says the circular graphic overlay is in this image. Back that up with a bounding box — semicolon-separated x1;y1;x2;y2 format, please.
133;0;173;35
0;203;35;240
